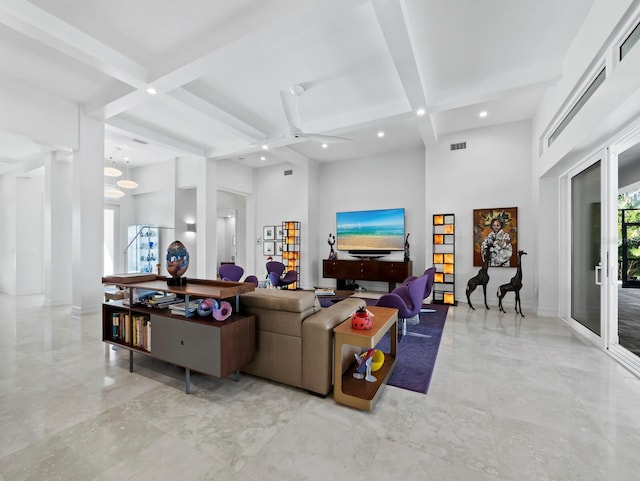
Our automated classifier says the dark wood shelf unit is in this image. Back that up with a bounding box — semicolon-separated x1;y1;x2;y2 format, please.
323;259;412;292
101;277;256;393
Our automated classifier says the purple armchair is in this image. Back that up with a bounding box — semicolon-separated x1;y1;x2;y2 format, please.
219;264;244;281
402;267;437;313
266;261;298;289
376;272;430;342
219;264;259;287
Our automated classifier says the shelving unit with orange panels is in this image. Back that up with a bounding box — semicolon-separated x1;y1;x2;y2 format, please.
281;221;300;289
432;214;457;305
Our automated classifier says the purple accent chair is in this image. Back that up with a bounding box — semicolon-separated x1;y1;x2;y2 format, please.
244;275;259;287
376;272;430;342
219;264;244;282
266;261;298;289
402;267;437;313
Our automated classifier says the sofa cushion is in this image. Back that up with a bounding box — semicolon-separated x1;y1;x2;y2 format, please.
240;289;319;313
239;289;321;337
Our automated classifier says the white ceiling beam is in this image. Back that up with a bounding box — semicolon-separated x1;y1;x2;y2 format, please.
0;0;147;88
371;0;436;144
428;69;559;113
84;88;148;120
106;118;205;158
166;89;266;141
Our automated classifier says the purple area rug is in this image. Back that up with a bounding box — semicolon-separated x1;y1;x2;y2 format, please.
373;303;448;394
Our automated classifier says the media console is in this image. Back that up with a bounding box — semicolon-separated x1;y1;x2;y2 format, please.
322;259;412;292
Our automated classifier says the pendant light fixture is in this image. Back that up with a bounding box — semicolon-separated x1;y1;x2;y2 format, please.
104;183;125;199
116;160;139;189
104;147;123;177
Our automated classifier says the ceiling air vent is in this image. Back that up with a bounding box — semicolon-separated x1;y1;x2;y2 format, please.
132;138;148;145
450;142;467;151
284;169;293;176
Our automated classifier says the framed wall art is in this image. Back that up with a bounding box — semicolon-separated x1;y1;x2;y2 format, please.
276;241;283;256
275;225;284;240
263;225;275;241
263;241;275;256
473;207;518;267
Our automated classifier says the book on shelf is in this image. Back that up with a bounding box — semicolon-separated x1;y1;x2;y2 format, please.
131;314;151;351
314;288;335;296
168;299;201;314
145;292;180;308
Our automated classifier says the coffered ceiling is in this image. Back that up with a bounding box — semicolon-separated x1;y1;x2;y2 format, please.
0;0;596;171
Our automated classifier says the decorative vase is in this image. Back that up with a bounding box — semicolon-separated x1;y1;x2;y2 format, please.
166;240;189;285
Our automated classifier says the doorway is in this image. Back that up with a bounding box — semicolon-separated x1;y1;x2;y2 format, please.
217;209;237;266
612;140;640;361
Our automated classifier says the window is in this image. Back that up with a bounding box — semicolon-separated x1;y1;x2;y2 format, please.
548;67;606;147
620;21;640;61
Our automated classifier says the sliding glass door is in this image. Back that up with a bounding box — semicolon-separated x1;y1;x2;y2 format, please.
570;156;604;338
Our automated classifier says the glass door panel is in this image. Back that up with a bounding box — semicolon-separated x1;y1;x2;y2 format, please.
571;161;601;335
621;210;640;287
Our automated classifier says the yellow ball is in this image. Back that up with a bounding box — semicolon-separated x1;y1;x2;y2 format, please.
370;349;385;372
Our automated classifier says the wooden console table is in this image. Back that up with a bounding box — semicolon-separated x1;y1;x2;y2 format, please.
333;306;398;411
323;259;412;291
101;275;256;393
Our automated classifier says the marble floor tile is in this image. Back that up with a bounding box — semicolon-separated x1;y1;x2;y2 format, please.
1;295;640;481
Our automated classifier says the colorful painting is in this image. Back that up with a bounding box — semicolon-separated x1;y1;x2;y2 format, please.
473;207;518;267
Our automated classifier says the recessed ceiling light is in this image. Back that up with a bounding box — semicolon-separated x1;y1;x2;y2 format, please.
260;156;266;161
262;144;268;150
147;87;157;95
479;110;488;118
416;108;426;116
377;131;385;138
321;143;328;149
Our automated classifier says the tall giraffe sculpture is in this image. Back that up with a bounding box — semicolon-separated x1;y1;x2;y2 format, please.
466;243;491;310
497;250;527;316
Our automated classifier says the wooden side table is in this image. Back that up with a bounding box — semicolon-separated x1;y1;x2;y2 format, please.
333;306;398;411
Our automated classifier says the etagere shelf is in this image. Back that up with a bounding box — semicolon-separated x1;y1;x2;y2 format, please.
282;221;300;289
432;214;457;305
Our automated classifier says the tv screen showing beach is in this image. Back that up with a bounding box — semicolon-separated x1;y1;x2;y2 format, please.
336;208;405;251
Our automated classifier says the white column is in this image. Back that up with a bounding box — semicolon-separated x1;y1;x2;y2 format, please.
44;151;73;306
71;114;104;317
196;157;218;279
0;172;17;295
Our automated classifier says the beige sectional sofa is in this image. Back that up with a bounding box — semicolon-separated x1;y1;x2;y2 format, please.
239;289;366;396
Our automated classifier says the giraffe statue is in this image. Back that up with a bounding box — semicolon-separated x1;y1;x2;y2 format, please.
466;243;491;310
497;250;527;316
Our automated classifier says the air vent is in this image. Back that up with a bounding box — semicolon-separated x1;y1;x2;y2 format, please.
132;138;148;145
450;142;466;151
284;169;293;176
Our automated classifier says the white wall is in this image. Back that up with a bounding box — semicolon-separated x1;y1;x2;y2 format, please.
426;121;534;309
251;162;310;284
175;187;197;276
316;147;426;291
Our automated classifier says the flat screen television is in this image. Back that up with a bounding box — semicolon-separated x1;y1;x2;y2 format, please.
336;208;405;255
